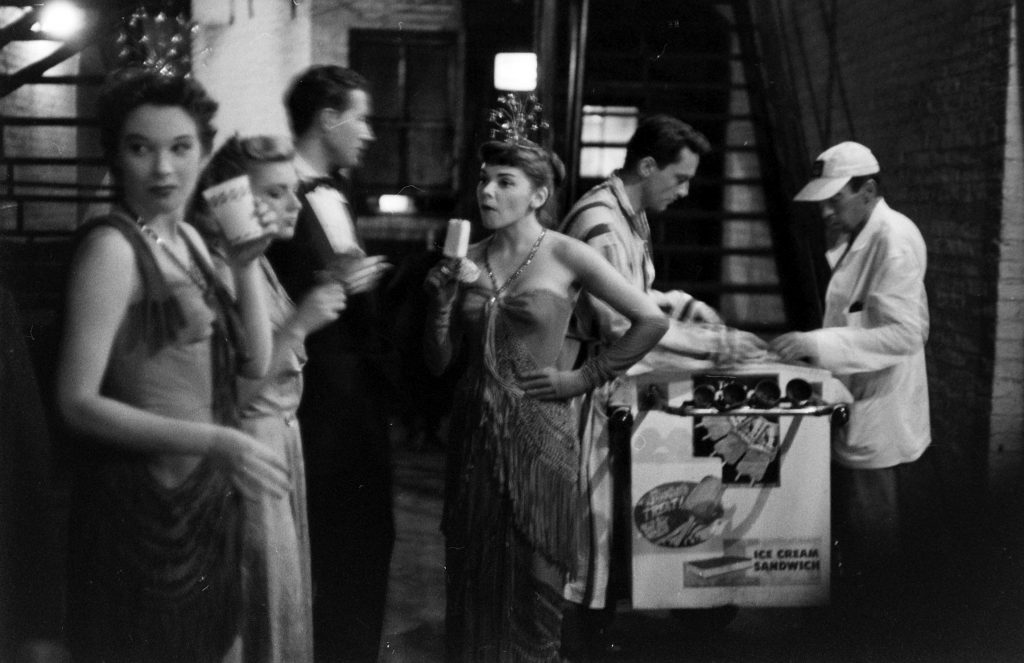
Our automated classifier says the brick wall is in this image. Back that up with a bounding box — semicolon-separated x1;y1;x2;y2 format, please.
991;4;1024;498
309;0;461;66
304;0;463;251
191;0;312;140
190;0;461;148
753;0;1015;494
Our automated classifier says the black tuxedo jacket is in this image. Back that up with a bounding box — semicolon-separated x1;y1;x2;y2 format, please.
265;177;394;477
266;177;390;359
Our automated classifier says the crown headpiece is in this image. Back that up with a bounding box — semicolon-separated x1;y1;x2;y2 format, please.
488;93;549;145
116;7;198;77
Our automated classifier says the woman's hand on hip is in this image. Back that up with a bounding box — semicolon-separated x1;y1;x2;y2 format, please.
519;367;588;401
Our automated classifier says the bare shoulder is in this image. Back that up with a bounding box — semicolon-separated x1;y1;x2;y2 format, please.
547;232;612;283
68;225;140;303
548;230;600;263
74;224;136;272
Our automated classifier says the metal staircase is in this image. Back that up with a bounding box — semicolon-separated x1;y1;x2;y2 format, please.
1;2;193;323
725;0;827;332
569;0;825;334
0;2;119;236
1;3;103;327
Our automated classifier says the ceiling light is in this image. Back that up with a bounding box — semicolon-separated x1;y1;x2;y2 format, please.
38;2;86;40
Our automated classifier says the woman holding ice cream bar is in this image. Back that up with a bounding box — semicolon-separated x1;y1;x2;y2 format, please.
424;136;668;661
439;217;481;282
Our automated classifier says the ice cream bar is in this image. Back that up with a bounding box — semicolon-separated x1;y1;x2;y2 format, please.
443;219;471;258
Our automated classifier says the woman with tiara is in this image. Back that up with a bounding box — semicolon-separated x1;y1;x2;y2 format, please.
424;114;668;660
56;69;289;663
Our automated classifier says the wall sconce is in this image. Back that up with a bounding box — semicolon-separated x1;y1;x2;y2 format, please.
493;52;537;92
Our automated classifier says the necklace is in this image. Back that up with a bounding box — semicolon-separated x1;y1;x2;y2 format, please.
136;218;209;293
484;229;546;298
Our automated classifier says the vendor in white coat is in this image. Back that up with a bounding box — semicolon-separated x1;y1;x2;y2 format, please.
769;141;932;630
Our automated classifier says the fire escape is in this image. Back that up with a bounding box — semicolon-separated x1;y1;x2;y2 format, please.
1;1;187;323
551;0;828;334
1;2;117;235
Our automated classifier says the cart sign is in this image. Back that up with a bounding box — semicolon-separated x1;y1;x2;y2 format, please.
629;362;841;609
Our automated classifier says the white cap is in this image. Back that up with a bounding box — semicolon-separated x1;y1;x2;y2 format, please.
794;141;880;201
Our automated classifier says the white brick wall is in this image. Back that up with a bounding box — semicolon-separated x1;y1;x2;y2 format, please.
192;0;313;141
309;0;461;65
774;0;1015;495
190;0;461;143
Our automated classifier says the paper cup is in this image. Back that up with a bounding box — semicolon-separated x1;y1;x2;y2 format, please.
202;175;261;245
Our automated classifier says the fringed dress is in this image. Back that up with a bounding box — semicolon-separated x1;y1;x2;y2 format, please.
66;214;246;663
443;285;584;663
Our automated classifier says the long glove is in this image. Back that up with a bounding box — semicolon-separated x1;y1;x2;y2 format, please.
422;258;461;376
659;321;767;365
522;314;669;400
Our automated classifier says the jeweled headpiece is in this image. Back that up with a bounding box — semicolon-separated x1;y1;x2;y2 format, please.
488;93;549;145
116;7;198;77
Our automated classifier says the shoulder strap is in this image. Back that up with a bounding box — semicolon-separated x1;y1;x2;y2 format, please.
72;211;186;353
75;211;170;300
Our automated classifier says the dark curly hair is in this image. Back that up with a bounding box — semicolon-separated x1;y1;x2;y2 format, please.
96;68;218;176
478;140;566;227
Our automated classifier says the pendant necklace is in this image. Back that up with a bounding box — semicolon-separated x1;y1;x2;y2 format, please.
136;217;209;293
484;229;546;301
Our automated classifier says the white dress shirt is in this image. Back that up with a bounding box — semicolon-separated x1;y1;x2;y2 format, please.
293;155;363;255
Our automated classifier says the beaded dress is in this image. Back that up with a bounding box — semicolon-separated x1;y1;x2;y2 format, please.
437;232;580;662
432;229;668;662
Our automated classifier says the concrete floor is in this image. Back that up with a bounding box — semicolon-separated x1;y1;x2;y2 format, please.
380;447;447;662
379;444;1024;663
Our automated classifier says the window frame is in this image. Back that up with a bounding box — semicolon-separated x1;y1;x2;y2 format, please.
349;28;462;213
577;104;639;179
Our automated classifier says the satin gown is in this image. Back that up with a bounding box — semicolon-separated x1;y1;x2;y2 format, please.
237;257;314;663
67;217;244;663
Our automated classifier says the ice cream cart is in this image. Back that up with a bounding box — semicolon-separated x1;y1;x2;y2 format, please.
620;356;850;611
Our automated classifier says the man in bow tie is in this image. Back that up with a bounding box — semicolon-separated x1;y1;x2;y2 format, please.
267;64;395;662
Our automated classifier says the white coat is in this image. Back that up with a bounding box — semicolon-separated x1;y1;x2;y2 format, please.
806;198;931;468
